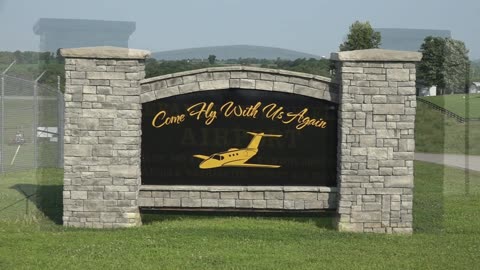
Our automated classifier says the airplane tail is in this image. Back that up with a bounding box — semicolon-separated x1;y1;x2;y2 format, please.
246;132;282;149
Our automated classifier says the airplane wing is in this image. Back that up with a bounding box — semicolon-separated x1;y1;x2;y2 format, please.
193;154;209;160
224;163;280;168
247;132;282;138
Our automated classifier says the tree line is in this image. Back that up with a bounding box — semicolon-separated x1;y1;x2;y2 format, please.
145;57;331;78
1;23;478;94
0;50;64;89
1;51;331;91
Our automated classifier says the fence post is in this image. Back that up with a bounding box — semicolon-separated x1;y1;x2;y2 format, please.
1;61;16;174
33;71;46;170
33;81;38;169
57;76;64;168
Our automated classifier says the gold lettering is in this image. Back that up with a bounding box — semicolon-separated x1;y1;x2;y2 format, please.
247;102;261;118
187;102;217;125
262;103;284;120
282;108;308;124
280;108;328;130
152;111;185;128
220;101;235;117
152;101;327;130
220;101;261;118
295;116;328;130
152;111;166;128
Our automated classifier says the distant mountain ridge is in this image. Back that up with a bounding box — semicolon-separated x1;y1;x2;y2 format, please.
152;45;321;60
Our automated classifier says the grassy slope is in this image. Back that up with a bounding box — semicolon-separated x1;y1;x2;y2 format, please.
0;163;479;269
420;94;480;118
415;101;480;155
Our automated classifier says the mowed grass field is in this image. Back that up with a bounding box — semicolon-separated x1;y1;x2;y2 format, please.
415;97;480;155
0;90;478;268
419;93;480;119
0;162;479;269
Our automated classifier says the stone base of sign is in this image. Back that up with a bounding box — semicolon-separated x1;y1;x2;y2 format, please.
139;186;337;210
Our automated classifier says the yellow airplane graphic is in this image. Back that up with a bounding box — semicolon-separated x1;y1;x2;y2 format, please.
193;132;282;169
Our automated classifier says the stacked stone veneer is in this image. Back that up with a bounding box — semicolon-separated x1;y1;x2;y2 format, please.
61;47;150;228
138;186;336;210
332;49;422;234
139;66;336;103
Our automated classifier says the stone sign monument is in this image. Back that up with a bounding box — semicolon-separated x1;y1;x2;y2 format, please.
60;46;421;233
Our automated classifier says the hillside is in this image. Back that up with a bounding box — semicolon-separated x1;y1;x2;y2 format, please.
152;45;321;60
415;96;480;155
420;94;480;119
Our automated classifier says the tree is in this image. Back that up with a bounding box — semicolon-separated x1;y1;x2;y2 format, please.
443;38;469;94
339;21;381;51
418;36;469;94
417;36;446;91
208;54;216;65
13;50;24;64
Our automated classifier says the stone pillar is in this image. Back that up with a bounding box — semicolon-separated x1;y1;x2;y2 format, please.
332;49;422;234
60;46;150;228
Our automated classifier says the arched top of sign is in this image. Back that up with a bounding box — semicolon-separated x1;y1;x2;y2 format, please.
139;66;338;104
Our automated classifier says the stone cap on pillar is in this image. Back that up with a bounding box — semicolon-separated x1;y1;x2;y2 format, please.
60;46;151;60
330;49;422;62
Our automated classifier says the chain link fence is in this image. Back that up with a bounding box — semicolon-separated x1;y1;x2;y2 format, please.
0;74;64;172
0;72;64;223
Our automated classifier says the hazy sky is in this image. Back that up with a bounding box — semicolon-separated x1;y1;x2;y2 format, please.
0;0;479;59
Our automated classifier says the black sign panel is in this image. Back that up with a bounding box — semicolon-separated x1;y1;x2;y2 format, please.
141;89;337;186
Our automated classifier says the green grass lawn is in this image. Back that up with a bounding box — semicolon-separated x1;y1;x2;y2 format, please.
415;101;480;155
420;93;480;119
0;162;479;269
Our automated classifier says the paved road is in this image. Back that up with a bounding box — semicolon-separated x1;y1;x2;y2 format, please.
415;152;480;172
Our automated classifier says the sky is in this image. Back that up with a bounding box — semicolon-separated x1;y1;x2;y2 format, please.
0;0;479;59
